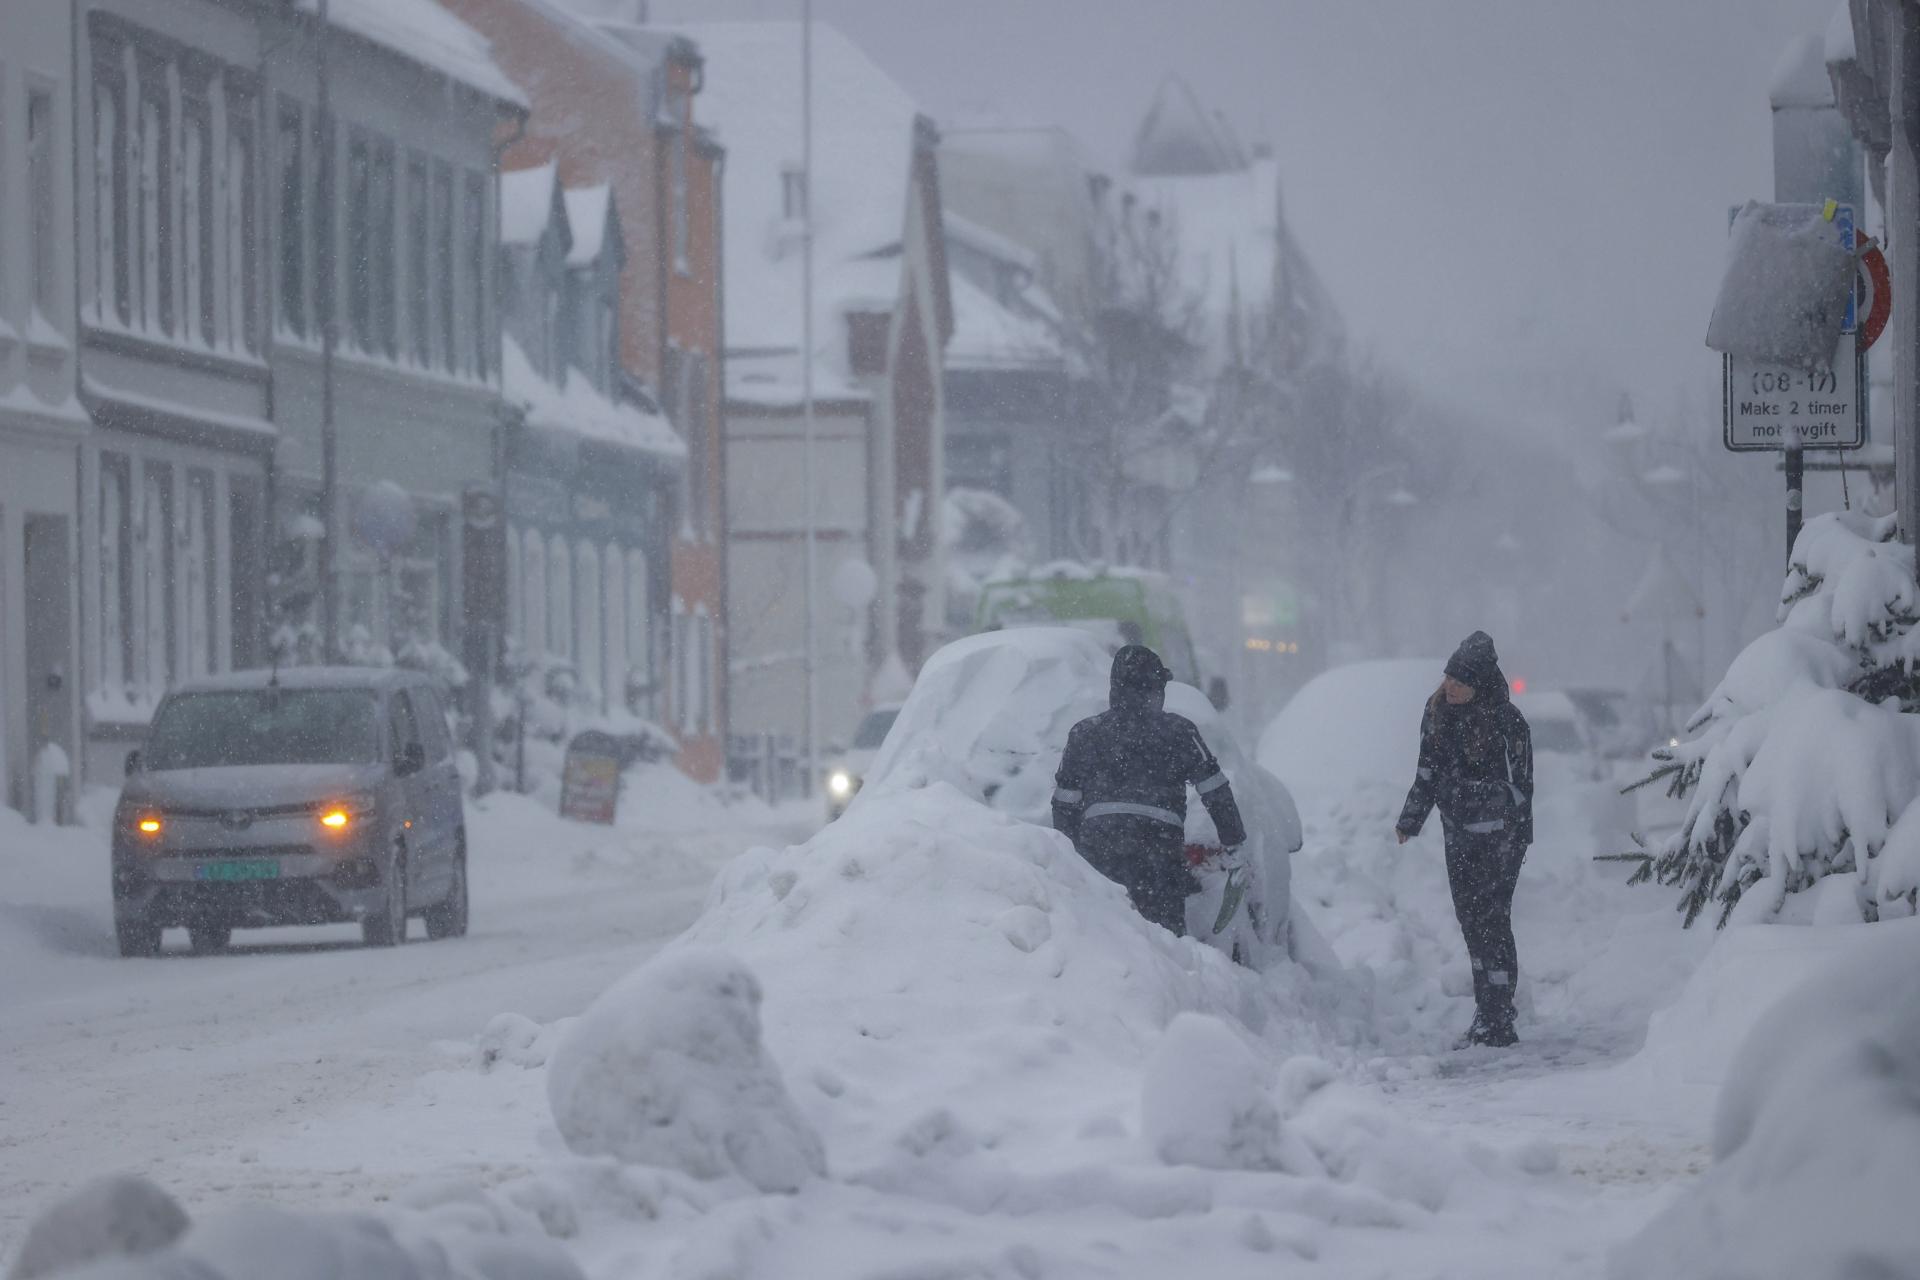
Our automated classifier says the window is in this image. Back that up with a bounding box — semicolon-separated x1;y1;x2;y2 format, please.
520;530;546;659
672;600;691;732
98;455;134;699
181;87;214;345
684;352;709;537
604;546;627;706
92;38;129;323
346;131;371;349
405;154;428;364
225;89;258;352
696;609;713;733
415;688;453;762
387;691;421;765
575;542;602;701
464;171;488;377
28;89;56;315
371;140;396;357
183;472;215;678
138;464;175;697
626;550;650;714
137;60;171;334
597;293;617;390
505;526;524;651
781;163;806;221
546;534;570;662
147;690;381;770
277;98;304;335
670;128;689;272
433;162;454;370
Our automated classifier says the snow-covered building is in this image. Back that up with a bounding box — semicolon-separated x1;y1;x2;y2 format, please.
668;20;954;751
942;213;1093;580
495;162;684;729
440;0;731;780
0;3;84;820
256;0;523;731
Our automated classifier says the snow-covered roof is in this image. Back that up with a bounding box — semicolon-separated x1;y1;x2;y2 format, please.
664;21;920;405
1131;75;1247;177
1131;154;1344;371
946;212;1037;276
1770;32;1835;109
500;163;561;246
301;0;528;109
946;273;1064;373
503;336;686;460
563;185;613;266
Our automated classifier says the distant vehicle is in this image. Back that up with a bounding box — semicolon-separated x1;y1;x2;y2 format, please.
1514;690;1610;782
111;667;468;957
1560;686;1648;761
974;569;1226;707
823;703;903;821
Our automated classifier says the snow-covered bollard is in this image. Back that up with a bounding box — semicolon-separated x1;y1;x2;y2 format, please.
7;1175;188;1279
546;948;826;1193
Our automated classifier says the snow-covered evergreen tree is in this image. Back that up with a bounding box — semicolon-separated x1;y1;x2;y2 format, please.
1643;511;1920;925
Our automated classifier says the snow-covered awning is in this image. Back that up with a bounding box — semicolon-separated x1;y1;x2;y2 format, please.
302;0;528;110
503;338;685;461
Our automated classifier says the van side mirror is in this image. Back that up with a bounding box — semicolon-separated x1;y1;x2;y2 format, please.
124;749;143;777
399;742;426;777
1207;676;1231;711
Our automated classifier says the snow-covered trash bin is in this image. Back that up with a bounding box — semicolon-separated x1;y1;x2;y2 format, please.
1705;200;1854;369
545;948;826;1193
1611;920;1920;1280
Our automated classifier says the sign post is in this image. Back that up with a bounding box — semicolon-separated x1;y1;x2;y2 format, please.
1721;203;1869;568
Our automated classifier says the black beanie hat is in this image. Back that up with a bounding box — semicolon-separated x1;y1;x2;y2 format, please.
1444;631;1504;693
1111;645;1171;697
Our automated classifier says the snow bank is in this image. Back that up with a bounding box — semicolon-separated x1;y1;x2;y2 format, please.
1613;919;1920;1280
545;948;826;1193
863;627;1303;964
7;1176;580;1280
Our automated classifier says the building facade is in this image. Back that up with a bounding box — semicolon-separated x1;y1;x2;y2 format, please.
497;163;683;727
678;20;951;754
436;0;730;780
0;2;84;819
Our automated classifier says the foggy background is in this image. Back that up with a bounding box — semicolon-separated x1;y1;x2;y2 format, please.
646;0;1851;719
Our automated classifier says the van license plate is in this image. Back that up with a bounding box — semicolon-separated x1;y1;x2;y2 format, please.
195;860;280;882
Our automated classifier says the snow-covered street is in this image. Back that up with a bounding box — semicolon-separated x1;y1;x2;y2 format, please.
0;787;817;1247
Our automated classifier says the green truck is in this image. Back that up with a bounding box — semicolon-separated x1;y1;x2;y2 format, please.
973;571;1215;699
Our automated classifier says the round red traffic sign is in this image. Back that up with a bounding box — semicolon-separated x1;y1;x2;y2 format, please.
1860;241;1892;352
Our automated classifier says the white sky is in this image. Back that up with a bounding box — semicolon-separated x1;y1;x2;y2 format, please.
654;0;1848;435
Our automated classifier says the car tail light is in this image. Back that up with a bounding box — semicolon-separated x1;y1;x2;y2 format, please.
318;809;351;831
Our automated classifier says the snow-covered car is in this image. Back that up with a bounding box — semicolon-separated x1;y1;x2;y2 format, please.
822;703;902;821
857;627;1313;967
111;668;468;956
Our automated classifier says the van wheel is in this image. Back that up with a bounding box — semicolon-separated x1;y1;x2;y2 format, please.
116;917;161;958
189;925;232;954
362;846;408;948
425;836;468;941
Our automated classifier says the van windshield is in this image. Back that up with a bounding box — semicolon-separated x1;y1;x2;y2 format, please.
144;689;382;771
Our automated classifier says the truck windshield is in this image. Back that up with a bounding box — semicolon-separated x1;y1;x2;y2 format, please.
144;689;382;771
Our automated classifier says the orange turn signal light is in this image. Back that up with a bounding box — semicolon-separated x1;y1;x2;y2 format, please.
137;817;163;835
318;810;351;830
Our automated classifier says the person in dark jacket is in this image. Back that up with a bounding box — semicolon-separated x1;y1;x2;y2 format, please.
1052;645;1248;935
1396;631;1534;1048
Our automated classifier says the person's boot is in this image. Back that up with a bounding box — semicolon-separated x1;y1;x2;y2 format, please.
1454;1010;1492;1051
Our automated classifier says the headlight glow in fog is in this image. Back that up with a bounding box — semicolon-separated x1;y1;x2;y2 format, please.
828;771;853;798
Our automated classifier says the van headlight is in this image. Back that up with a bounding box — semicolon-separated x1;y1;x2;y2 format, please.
827;770;854;798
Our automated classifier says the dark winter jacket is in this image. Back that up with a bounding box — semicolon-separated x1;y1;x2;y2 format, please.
1052;646;1248;848
1398;633;1534;846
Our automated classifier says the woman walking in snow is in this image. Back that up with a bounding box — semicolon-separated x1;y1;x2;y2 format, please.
1395;631;1534;1048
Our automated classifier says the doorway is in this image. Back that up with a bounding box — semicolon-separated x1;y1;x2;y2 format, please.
23;514;75;823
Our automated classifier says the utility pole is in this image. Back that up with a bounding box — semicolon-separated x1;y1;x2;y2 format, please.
800;0;819;795
1771;33;1864;567
316;0;340;662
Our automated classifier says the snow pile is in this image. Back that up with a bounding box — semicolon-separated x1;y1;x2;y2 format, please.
545;948;826;1193
1705;200;1854;369
1648;512;1920;924
7;1175;580;1280
1613;919;1920;1280
863;627;1304;964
